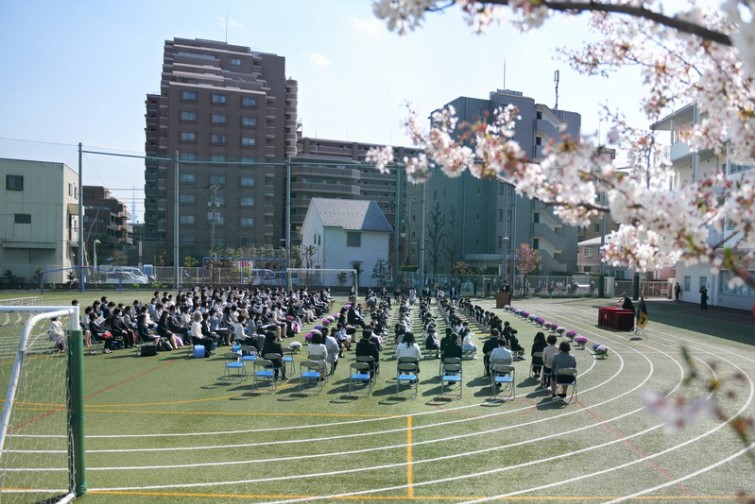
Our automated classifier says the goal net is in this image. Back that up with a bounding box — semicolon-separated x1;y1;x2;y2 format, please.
284;268;358;293
0;306;84;503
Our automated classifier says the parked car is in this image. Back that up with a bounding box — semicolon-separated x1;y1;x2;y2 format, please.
112;267;152;282
104;271;149;285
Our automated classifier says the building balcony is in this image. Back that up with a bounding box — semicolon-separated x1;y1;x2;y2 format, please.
670;141;691;161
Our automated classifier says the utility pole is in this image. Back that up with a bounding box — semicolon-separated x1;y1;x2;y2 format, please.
208;183;223;252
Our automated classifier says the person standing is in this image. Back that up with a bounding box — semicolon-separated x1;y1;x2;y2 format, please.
700;285;708;311
674;282;681;301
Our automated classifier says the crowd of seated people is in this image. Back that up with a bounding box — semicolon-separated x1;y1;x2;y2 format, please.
72;285;335;356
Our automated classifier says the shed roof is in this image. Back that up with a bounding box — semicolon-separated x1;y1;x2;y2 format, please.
309;198;392;232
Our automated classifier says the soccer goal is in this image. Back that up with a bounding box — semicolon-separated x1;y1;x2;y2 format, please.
0;305;86;503
285;268;358;293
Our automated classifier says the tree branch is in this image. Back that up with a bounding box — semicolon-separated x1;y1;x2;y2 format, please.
480;0;732;46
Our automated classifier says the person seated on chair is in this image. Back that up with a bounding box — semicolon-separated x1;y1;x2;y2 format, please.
157;311;182;350
530;331;547;379
425;327;440;359
347;304;367;328
108;307;134;349
323;327;340;375
396;332;422;372
550;341;577;399
190;311;214;357
489;338;513;387
262;330;287;380
482;328;503;376
442;333;463;361
88;311;114;354
489;338;513;366
137;312;162;347
541;334;559;388
47;317;66;353
355;329;380;378
307;330;329;376
461;327;478;359
334;323;351;356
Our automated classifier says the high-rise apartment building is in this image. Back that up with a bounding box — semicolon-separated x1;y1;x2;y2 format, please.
83;185;132;261
292;137;422;248
144;38;298;262
414;89;582;277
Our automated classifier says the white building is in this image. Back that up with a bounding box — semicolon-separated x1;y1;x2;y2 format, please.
0;159;81;284
652;105;755;310
300;198;392;288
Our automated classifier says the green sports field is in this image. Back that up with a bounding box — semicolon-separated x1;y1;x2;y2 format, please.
1;290;753;503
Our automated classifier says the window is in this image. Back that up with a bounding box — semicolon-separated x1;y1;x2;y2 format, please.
537;111;543;120
498;210;503;222
180;111;197;122
584;247;593;257
6;175;24;191
180;172;196;183
180;131;196;142
241;196;255;207
583;266;592;273
210;134;226;145
209;175;225;185
179;235;195;246
533;212;540;223
213;195;225;206
230;57;241;65
684;275;691;292
346;232;361;247
179;152;197;161
211;113;227;125
210;154;225;163
536;137;542;146
211;94;227;104
241;116;257;127
179;215;195;225
533;238;539;250
553;252;561;261
240;217;254;227
180;194;195;204
14;213;31;224
241;136;256;146
181;90;197;101
242;96;257;107
240;177;256;187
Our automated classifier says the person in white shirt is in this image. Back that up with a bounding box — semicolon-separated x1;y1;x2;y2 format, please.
307;331;328;375
489;339;513;366
395;332;422;375
190;312;214;357
48;317;66;353
541;334;560;388
461;328;478;359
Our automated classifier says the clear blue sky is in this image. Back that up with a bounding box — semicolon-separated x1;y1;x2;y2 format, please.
0;0;663;222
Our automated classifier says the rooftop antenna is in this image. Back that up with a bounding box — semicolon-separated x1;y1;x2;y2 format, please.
554;69;560;110
225;15;228;43
503;59;507;90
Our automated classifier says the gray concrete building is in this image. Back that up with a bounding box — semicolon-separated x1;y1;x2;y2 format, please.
415;89;582;277
144;38;298;262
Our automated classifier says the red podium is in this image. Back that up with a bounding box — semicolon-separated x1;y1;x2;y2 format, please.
598;306;635;330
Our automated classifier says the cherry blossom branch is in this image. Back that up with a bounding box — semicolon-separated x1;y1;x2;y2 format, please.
534;1;731;46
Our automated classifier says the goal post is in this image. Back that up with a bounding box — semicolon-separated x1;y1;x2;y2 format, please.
0;305;87;501
285;268;358;294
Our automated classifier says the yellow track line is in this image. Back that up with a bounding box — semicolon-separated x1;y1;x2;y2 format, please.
407;415;414;498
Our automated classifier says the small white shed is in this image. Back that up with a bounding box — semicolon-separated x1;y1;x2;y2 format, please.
301;198;392;288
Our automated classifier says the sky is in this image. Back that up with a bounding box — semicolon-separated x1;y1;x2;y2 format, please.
0;0;664;223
